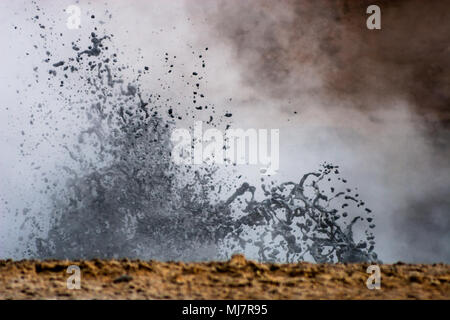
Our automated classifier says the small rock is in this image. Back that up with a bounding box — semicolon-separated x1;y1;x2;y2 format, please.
229;254;246;267
113;274;133;283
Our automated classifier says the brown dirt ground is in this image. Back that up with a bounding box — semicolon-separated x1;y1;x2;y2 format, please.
0;255;448;300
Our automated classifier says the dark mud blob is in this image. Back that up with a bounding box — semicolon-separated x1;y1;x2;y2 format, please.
52;61;64;67
78;33;110;57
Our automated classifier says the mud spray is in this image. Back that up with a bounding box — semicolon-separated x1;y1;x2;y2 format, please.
1;1;449;264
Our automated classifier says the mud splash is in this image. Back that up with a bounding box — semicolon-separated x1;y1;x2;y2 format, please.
16;11;378;263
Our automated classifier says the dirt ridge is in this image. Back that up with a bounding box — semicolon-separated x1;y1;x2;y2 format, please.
0;255;448;299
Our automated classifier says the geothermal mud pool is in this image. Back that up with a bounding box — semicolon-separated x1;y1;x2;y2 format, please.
1;2;449;302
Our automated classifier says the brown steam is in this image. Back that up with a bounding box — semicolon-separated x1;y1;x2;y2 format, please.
189;0;450;125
